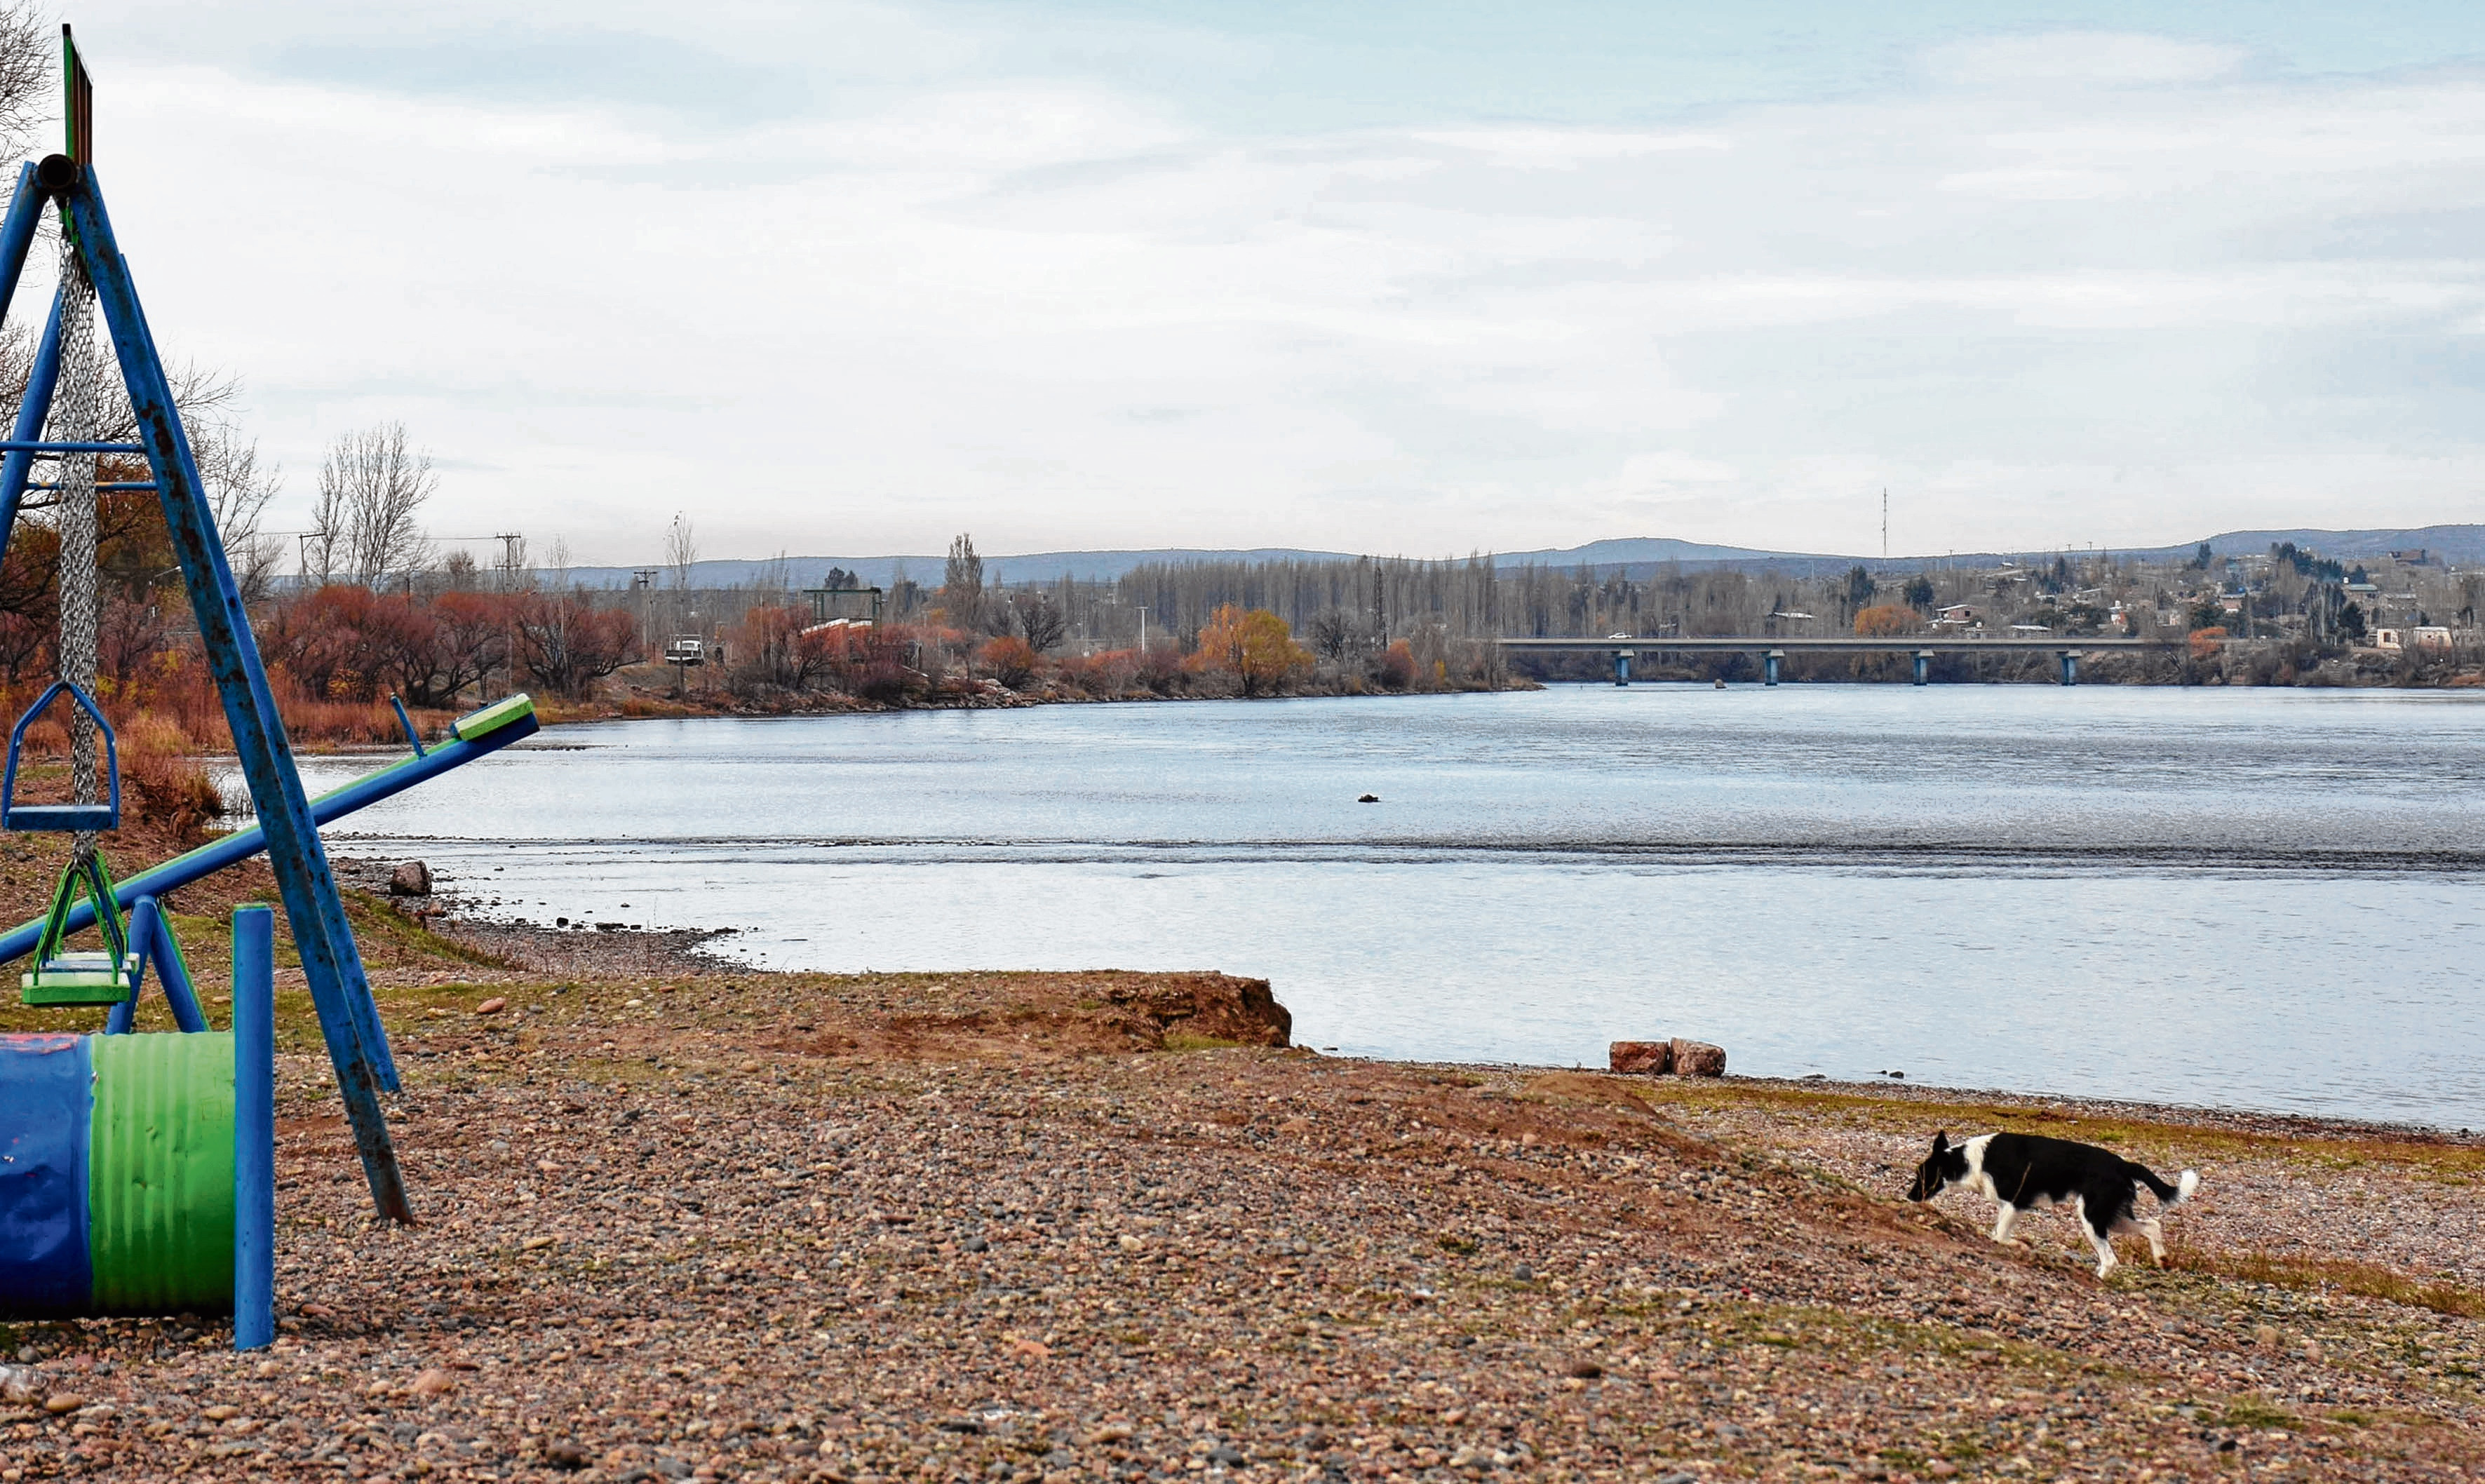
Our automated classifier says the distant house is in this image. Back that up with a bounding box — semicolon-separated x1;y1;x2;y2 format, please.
2345;581;2380;597
1933;602;1983;628
2389;548;2430;565
2009;623;2052;635
2410;626;2453;651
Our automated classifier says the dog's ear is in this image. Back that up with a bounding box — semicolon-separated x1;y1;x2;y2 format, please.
1931;1131;1949;1152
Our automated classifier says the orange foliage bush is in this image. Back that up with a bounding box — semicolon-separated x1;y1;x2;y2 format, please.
2190;626;2228;661
1854;604;1919;637
1190;605;1312;695
979;635;1039;689
1377;640;1417;689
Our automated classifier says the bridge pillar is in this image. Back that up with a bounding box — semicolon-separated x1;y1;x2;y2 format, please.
1764;649;1783;686
1913;650;1932;686
2059;651;2077;687
1612;649;1630;687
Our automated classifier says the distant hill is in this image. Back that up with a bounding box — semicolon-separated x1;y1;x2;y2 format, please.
2133;525;2485;565
541;526;2485;591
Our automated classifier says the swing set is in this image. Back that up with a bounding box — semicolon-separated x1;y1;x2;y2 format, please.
0;28;535;1236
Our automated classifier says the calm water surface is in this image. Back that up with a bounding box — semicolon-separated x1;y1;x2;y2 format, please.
305;687;2485;1127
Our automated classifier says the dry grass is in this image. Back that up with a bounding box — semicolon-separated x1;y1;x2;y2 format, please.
1619;1074;2485;1180
2165;1242;2485;1320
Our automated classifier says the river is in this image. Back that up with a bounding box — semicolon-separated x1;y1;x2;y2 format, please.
296;685;2485;1128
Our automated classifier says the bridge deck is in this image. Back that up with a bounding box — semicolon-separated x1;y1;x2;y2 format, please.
1497;635;2174;653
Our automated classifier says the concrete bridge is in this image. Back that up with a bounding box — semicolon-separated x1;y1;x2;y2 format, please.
1495;634;2182;686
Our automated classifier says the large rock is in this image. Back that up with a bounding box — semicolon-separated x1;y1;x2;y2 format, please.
388;860;433;896
1670;1038;1727;1077
1608;1041;1673;1075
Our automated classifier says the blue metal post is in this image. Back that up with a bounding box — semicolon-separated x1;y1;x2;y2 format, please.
0;283;67;540
1913;650;1931;686
0;162;44;328
2059;651;2077;686
1612;650;1629;686
389;695;426;757
104;895;207;1035
231;904;275;1351
65;167;411;1222
1765;649;1782;686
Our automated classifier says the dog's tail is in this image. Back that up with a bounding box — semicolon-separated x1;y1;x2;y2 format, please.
2133;1163;2199;1207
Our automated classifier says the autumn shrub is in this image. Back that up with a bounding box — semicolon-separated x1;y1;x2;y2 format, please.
1854;604;1919;637
122;731;224;840
1189;605;1312;696
980;635;1040;689
2190;626;2228;662
1138;646;1184;695
1376;639;1417;689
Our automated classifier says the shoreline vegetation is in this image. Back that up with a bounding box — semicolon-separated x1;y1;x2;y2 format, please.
14;525;2485;845
0;858;2478;1479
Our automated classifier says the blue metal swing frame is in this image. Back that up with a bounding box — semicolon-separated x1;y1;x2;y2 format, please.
0;145;415;1221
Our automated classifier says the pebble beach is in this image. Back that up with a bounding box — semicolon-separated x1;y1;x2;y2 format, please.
0;855;2479;1482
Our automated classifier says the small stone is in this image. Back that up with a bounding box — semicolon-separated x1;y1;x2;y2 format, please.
1928;1462;1958;1478
1609;1041;1672;1076
411;1368;457;1398
1208;1445;1246;1466
1669;1039;1727;1077
523;1235;556;1250
43;1394;84;1415
1564;1360;1603;1380
1513;1264;1535;1281
476;997;509;1016
389;861;432;896
1009;1337;1051;1359
963;1234;990;1253
1087;1424;1135;1445
545;1440;591;1471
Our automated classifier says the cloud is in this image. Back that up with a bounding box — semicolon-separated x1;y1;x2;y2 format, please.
1925;32;2248;90
41;13;2485;562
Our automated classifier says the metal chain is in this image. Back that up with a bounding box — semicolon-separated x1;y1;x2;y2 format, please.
53;237;100;864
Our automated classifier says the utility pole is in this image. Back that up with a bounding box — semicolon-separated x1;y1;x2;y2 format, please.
1136;606;1149;654
1881;489;1888;563
493;534;523;694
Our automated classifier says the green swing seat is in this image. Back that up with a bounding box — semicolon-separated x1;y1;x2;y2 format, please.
6;680;139;1006
20;849;138;1006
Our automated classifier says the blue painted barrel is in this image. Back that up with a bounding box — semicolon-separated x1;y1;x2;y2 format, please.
0;1030;235;1314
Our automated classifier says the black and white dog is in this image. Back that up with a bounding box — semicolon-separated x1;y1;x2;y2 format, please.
1906;1131;2199;1279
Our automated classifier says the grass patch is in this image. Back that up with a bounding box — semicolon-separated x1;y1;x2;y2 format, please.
1627;1078;2485;1181
2221;1398;2298;1430
2168;1245;2485;1319
1160;1032;1244;1053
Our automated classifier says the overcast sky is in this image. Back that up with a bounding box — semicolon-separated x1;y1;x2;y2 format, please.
41;1;2485;563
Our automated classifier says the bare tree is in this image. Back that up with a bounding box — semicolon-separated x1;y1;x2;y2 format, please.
192;420;284;601
321;421;435;587
665;514;697;591
1013;590;1066;652
0;3;48;161
941;532;985;632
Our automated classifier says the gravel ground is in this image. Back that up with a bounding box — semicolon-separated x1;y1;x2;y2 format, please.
1;883;2481;1483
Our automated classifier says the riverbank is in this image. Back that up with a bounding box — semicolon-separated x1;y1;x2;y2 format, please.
0;874;2479;1481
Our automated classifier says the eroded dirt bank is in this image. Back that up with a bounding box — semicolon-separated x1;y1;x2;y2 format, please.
0;903;2480;1483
